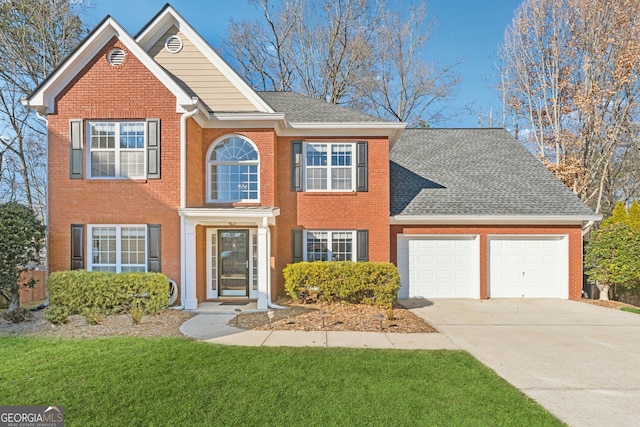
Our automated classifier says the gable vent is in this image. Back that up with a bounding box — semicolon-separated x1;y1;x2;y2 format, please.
165;35;183;54
107;48;126;66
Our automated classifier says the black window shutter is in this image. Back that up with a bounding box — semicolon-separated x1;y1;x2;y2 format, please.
357;230;369;262
356;141;368;192
146;119;160;179
69;119;83;179
291;229;303;262
70;224;85;270
147;224;161;272
291;141;303;191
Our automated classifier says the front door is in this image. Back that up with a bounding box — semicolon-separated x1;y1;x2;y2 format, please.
219;230;249;297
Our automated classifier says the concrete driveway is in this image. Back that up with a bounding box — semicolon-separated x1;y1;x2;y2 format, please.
403;299;640;427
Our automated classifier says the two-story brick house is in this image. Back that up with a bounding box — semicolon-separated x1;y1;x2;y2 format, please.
24;5;598;310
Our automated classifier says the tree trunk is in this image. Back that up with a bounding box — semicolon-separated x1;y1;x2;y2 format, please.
7;289;21;312
597;283;610;300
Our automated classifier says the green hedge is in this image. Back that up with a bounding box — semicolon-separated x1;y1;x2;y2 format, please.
283;261;400;307
46;271;169;324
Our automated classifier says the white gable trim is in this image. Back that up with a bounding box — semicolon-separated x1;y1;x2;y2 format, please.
135;5;274;114
23;17;193;115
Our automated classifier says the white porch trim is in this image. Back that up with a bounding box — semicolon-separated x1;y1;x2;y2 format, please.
178;207;279;310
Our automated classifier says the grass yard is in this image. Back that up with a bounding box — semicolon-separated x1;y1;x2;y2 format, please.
0;337;563;426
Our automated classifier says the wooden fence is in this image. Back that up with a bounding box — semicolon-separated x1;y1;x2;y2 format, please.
18;268;48;305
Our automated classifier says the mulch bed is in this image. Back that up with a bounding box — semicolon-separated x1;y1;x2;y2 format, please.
233;300;437;333
579;298;638;310
0;308;194;338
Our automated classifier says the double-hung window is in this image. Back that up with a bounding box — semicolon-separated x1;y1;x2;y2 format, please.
89;225;147;272
305;143;354;191
304;230;356;261
89;121;145;178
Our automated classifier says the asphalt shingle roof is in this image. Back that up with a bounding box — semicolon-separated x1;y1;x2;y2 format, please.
390;128;597;217
257;91;390;123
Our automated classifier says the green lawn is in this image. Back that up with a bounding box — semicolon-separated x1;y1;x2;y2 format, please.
621;306;640;314
0;337;563;426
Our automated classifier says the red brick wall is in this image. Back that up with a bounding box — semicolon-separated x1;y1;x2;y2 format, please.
390;224;584;300
186;119;203;207
273;136;391;296
48;37;181;284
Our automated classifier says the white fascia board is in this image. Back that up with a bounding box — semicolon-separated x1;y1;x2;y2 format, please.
135;6;274;114
192;112;286;129
211;112;286;121
281;121;407;140
390;214;602;226
178;207;280;226
24;17;192;114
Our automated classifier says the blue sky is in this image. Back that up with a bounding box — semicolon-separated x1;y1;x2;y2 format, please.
86;0;524;128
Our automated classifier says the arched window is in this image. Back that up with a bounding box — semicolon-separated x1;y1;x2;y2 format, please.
207;135;259;202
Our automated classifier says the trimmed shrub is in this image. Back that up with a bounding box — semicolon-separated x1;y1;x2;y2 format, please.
81;307;102;325
3;307;31;323
44;306;69;325
47;271;170;324
283;261;400;308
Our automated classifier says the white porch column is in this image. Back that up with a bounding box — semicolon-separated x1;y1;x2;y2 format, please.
257;223;270;309
184;220;198;310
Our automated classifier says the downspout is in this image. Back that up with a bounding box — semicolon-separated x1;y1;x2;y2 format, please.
265;220;285;309
175;103;199;310
181;100;199;209
35;111;50;307
582;220;595;237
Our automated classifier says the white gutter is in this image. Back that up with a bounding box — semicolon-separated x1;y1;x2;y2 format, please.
178;103;200;309
390;214;602;226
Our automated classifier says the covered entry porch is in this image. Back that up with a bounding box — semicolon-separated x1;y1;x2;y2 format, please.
178;207;279;310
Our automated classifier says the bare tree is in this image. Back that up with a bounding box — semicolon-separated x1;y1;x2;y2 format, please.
224;0;460;125
0;0;85;218
499;0;573;163
363;4;460;125
499;0;640;215
227;0;299;92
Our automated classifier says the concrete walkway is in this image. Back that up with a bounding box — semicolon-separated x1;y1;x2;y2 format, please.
179;312;458;349
404;299;640;427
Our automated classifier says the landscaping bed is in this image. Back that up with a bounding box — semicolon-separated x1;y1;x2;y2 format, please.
580;298;639;310
234;300;437;333
0;306;193;338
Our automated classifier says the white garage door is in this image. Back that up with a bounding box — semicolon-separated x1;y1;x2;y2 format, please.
398;236;478;299
489;236;568;298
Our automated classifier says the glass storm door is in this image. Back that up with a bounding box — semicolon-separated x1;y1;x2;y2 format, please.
219;230;249;297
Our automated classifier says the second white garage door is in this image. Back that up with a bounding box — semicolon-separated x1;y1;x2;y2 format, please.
488;236;568;298
398;236;479;299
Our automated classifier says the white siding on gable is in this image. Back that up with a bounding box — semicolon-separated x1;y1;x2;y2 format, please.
148;26;257;112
